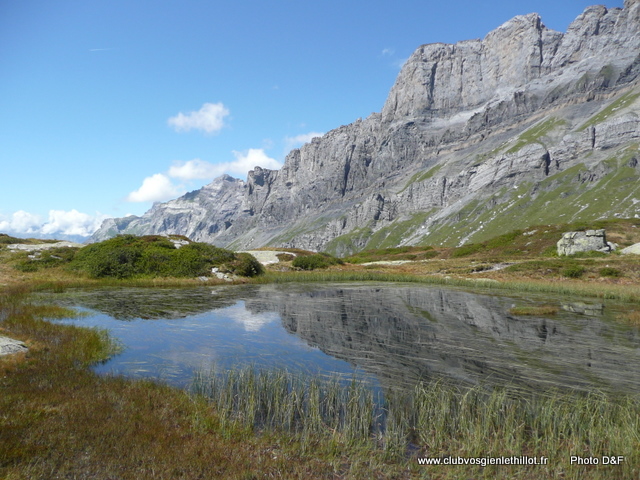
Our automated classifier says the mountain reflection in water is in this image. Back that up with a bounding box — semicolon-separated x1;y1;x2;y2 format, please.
49;284;640;394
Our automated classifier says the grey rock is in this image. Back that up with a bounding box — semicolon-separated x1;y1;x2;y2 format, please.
91;2;640;254
621;242;640;254
7;241;83;252
0;336;28;356
557;229;612;255
211;267;234;282
240;250;297;265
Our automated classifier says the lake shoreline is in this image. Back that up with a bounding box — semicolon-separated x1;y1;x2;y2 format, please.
2;253;640;478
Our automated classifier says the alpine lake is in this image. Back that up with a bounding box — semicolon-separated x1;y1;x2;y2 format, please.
42;282;640;396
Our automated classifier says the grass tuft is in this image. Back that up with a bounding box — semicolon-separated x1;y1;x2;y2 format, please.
509;305;559;316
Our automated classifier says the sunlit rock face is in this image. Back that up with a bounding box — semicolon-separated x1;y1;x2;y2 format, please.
92;2;640;254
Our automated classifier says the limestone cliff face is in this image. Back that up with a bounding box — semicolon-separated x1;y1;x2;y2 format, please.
92;2;640;253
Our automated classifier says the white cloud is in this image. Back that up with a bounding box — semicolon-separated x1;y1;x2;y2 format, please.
167;102;229;134
0;209;109;237
41;210;110;236
228;149;282;176
128;150;281;205
168;158;219;180
284;131;324;152
224;302;279;332
167;149;281;182
126;173;183;202
381;48;395;56
0;210;42;233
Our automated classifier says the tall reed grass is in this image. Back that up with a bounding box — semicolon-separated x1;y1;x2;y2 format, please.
192;368;378;450
192;366;640;477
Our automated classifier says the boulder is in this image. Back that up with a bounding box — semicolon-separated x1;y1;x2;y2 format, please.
0;336;28;356
557;229;613;255
621;243;640;255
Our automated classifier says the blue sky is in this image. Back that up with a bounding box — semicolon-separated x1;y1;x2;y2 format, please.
0;0;624;238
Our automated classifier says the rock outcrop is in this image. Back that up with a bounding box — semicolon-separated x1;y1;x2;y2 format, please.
92;2;640;254
621;242;640;254
557;229;613;255
0;336;28;356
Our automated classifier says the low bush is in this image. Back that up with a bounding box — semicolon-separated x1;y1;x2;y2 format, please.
230;252;265;277
292;253;343;270
0;233;25;244
69;235;262;279
562;265;586;278
599;267;622;277
12;247;80;272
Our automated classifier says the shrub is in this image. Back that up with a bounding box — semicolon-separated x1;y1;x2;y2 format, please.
12;247;80;272
70;235;244;279
292;253;343;270
0;233;25;244
230;253;264;277
14;261;40;272
562;265;586;278
275;253;295;262
168;244;235;277
599;267;622;278
71;236;146;278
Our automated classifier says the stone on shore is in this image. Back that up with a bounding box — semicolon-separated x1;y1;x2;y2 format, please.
0;336;28;356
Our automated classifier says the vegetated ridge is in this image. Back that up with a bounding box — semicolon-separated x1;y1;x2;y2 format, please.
92;0;640;256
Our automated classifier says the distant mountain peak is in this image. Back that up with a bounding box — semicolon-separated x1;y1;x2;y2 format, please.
92;2;640;254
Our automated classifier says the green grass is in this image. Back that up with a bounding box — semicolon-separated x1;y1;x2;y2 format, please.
578;90;640;131
398;164;443;193
344;245;438;264
324;212;434;256
509;305;559;316
506;117;566;154
421;146;640;247
365;211;432;250
252;270;640;303
599;267;622;278
3;265;640;478
323;226;373;257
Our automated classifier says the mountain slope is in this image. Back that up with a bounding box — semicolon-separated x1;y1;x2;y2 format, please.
92;0;640;255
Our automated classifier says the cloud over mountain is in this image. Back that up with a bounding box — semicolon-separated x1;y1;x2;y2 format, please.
167;102;230;134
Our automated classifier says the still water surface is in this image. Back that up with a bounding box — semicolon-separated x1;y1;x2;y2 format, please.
48;283;640;394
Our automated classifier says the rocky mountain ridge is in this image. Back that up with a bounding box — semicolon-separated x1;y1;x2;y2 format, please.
92;1;640;255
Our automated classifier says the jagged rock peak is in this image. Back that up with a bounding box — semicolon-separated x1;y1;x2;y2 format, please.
382;1;639;124
91;2;640;254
